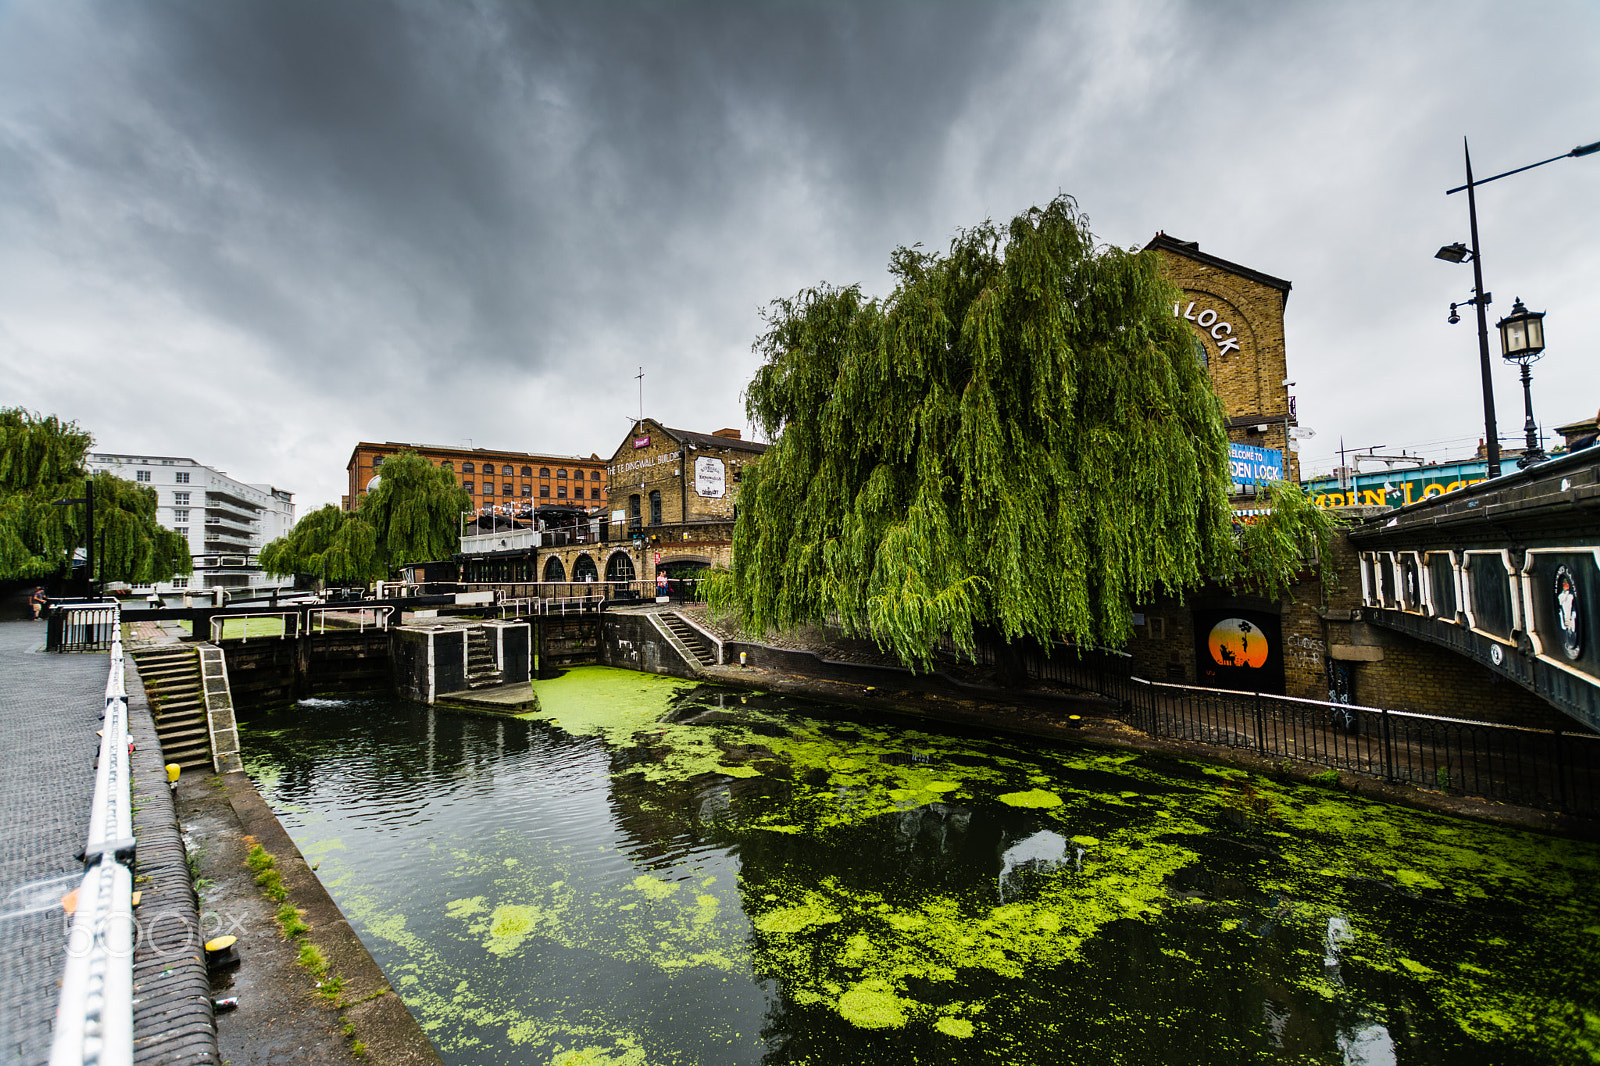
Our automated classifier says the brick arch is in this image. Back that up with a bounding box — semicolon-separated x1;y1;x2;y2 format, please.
1173;288;1262;407
605;551;636;582
572;553;598;582
658;554;712;570
542;555;566;582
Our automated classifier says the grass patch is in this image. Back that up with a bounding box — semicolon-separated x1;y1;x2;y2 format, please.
245;844;274;874
275;901;310;939
349;1039;367;1058
297;941;329;977
1309;769;1340;787
316;974;346;1001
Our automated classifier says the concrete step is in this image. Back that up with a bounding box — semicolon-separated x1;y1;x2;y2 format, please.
158;725;211;743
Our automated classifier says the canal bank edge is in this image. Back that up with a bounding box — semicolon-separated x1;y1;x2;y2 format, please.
223;772;445;1066
595;610;1600;841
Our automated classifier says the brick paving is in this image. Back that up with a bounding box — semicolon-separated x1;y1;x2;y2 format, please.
0;619;219;1066
0;620;108;1065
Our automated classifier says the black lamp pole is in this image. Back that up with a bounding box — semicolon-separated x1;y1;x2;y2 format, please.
1442;135;1597;480
1462;141;1501;478
53;476;96;598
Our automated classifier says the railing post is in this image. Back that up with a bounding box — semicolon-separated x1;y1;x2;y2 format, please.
1380;707;1395;783
1254;691;1266;756
1553;729;1567;812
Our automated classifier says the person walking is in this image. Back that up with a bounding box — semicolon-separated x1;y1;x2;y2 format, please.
29;586;46;620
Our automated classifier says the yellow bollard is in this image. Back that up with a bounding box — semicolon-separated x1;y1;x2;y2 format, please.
166;763;181;783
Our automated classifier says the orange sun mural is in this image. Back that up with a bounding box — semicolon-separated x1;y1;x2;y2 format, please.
1208;617;1269;669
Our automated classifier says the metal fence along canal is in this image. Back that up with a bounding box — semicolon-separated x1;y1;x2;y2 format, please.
959;641;1600;816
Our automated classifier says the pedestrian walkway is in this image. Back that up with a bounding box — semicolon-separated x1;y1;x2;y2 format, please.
0;620;110;1063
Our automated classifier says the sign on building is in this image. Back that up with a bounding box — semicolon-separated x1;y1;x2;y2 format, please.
1229;443;1285;486
694;456;726;498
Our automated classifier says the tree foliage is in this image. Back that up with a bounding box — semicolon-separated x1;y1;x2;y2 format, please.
716;196;1334;668
259;451;468;583
0;408;192;584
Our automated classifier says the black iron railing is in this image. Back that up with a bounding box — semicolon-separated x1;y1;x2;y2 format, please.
949;637;1600;816
45;600;121;652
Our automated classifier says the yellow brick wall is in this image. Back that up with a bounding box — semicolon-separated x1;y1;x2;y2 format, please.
1153;250;1300;483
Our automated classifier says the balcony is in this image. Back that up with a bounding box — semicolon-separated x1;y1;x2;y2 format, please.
206;489;263;513
461;528;538;555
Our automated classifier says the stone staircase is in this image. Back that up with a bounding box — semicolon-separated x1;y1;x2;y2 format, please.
659;612;719;668
465;627;505;689
131;646;213;772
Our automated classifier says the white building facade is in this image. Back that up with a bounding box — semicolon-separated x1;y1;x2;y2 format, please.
87;453;296;593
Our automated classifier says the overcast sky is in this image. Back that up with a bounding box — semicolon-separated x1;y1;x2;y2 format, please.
1;0;1596;511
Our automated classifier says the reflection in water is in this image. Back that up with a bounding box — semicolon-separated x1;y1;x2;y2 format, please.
238;669;1600;1066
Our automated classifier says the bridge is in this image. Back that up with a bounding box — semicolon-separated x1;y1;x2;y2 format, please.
1348;446;1600;731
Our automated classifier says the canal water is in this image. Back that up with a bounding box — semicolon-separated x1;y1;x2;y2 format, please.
238;667;1600;1066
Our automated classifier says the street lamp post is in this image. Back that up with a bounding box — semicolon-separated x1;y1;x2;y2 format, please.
1497;298;1548;468
1436;135;1597;480
52;476;96;598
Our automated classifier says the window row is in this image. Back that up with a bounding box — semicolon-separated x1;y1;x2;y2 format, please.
461;482;604;500
431;460;604;481
135;470;189;483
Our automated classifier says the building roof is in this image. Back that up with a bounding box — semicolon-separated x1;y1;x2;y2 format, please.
646;422;769;455
345;441;605;468
1143;233;1293;301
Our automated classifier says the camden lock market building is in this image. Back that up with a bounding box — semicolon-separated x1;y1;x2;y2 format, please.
1129;235;1307;698
1122;237;1567;730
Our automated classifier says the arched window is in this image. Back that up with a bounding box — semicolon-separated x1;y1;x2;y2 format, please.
590;471;601;481
540;467;550;477
649;490;662;525
543;556;566;582
463;462;475;473
557;485;567;498
502;465;513;476
573;554;598;582
557;469;568;479
440;461;453;471
605;552;636;583
521;466;532;477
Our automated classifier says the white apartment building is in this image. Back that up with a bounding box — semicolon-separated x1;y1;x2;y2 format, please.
87;453;296;593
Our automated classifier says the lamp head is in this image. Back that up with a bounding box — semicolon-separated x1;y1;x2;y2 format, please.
1435;242;1471;264
1447;303;1461;325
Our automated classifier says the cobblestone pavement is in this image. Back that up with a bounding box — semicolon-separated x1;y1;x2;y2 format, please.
0;621;108;1065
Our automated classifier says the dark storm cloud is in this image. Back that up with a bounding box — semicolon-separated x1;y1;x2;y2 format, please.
51;0;1031;381
1;0;1596;509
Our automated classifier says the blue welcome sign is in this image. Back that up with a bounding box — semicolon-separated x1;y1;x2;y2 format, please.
1229;443;1285;486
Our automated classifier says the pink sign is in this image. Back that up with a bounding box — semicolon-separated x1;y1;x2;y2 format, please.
633;435;651;449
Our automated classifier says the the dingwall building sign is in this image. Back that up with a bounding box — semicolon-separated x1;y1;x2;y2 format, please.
1173;300;1241;356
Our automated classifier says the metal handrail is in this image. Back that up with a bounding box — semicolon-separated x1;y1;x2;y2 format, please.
52;605;134;1066
308;605;393;634
208;611;301;643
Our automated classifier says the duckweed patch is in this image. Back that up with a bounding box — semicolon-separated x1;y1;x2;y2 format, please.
241;673;1600;1066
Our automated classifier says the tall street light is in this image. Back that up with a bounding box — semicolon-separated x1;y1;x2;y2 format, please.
1435;136;1598;479
1497;298;1548;468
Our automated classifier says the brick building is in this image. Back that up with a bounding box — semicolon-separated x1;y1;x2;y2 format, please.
1146;233;1300;484
344;442;608;514
605;419;766;581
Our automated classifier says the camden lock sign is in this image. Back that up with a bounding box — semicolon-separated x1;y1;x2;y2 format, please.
1173;300;1241;356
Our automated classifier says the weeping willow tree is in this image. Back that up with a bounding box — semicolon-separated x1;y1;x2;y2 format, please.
717;196;1335;669
358;450;472;568
259;451;467;583
0;408;192;584
258;504;379;584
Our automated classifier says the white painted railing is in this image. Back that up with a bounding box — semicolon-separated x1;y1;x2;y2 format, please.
52;605;135;1066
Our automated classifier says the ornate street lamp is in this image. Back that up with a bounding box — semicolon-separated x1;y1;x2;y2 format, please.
1497;298;1548;468
1436;136;1597;478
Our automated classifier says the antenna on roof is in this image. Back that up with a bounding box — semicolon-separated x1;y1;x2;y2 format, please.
635;367;644;424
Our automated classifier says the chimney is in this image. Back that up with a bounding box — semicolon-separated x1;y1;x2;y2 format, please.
712;428;742;440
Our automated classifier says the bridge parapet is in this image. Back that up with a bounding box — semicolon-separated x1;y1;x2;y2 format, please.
1348;447;1600;731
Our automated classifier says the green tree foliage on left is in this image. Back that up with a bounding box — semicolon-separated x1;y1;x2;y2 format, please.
0;408;192;584
258;451;469;583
